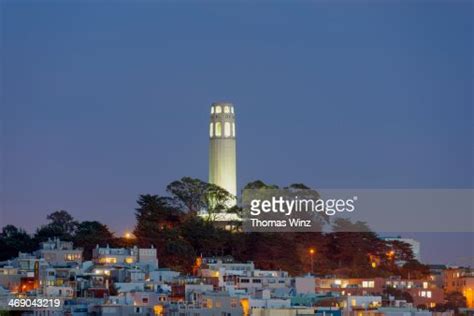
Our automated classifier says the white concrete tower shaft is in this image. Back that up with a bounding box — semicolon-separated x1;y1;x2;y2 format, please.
209;102;237;202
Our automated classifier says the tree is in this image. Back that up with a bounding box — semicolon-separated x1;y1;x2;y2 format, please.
400;260;430;279
327;219;388;277
243;180;278;190
34;210;78;242
441;291;467;312
0;225;34;260
134;194;182;243
74;221;115;260
179;216;230;256
166;177;210;214
284;183;310;190
166;177;234;220
389;240;415;262
47;210;78;233
203;183;234;222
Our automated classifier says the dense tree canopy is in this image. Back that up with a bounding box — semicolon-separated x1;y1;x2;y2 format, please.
74;221;115;260
0;225;35;260
34;210;79;242
1;178;431;279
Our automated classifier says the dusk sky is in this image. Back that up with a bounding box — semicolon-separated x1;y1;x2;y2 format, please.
1;2;472;265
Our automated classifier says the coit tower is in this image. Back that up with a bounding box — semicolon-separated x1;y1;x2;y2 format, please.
209;102;237;204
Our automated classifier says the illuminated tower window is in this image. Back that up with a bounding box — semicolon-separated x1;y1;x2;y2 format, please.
211;107;214;114
215;106;222;114
209;123;213;137
232;122;235;137
215;122;222;137
231;106;234;114
224;122;231;137
224;106;230;113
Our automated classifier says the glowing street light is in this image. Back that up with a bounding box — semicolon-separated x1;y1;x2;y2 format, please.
309;248;316;274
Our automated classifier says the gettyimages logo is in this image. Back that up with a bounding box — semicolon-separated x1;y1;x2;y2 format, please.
242;189;359;232
249;195;357;217
242;188;474;233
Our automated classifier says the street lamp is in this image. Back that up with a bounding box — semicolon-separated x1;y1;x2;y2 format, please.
309;248;316;274
124;232;135;241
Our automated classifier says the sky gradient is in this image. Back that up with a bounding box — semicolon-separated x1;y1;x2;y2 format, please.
1;1;473;265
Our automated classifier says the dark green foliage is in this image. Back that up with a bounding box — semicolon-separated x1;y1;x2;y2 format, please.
34;210;78;243
0;179;432;280
0;225;35;260
73;221;115;260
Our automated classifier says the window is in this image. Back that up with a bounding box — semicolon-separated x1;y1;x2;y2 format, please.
252;279;262;283
211;107;214;114
240;278;249;283
215;106;222;114
209;123;213;137
231;106;234;113
224;122;231;137
65;253;80;261
362;281;374;288
232;123;235;137
215;122;221;137
427;291;432;298
224;106;230;113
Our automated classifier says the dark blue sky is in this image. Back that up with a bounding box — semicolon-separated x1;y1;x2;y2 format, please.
2;1;472;265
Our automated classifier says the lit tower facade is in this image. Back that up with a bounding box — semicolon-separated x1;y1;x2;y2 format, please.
209;102;237;204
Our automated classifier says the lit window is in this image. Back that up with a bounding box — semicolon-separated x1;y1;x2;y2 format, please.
224;106;230;113
423;282;428;289
215;106;222;114
224;122;231;137
209;123;213;137
207;299;213;308
215;122;221;137
231;106;234;114
100;257;117;264
232;123;235;137
211;107;214;114
427;291;432;298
